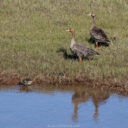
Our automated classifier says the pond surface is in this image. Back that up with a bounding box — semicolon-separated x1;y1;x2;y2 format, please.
0;85;128;128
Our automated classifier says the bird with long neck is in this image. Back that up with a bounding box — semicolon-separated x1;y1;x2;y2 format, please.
66;28;82;63
66;28;99;63
88;13;110;48
88;13;98;48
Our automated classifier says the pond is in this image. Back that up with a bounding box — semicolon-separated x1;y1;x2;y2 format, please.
0;85;128;128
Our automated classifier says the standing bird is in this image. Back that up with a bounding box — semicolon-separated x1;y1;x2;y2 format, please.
66;28;99;63
88;13;110;48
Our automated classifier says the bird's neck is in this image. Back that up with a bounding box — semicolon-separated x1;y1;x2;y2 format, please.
92;16;96;28
71;32;76;47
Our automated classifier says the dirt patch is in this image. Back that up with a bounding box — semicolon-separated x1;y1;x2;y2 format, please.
0;72;20;86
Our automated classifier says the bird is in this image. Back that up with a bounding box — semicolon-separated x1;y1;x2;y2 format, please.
88;13;110;48
66;28;99;63
20;78;33;86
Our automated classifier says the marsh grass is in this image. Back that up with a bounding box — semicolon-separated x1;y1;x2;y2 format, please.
0;0;128;85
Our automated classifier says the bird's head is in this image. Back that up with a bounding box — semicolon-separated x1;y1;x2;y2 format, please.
88;13;95;17
66;28;75;33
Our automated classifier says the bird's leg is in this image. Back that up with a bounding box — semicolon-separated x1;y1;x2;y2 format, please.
79;57;82;63
96;42;98;48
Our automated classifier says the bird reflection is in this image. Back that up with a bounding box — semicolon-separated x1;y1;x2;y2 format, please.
19;86;33;92
72;88;110;121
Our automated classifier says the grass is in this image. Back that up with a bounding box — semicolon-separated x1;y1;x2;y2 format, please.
0;0;128;86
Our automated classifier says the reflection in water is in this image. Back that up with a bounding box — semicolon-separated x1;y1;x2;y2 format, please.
72;88;110;121
19;86;33;92
0;85;128;128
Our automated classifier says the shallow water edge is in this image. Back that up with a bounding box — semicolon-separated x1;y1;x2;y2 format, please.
0;85;128;128
0;73;127;95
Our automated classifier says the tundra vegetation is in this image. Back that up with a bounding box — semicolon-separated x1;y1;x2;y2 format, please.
0;0;128;87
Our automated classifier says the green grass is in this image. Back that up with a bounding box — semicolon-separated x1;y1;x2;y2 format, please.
0;0;128;85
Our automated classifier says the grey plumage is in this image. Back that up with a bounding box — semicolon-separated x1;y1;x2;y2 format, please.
90;26;110;43
89;13;110;46
71;43;99;59
66;28;99;62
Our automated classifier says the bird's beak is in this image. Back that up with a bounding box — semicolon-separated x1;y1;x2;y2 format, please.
66;29;70;32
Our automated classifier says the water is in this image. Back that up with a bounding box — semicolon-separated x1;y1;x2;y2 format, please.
0;85;128;128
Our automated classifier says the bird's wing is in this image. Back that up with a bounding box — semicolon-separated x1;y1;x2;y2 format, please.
72;43;99;56
91;27;110;42
72;43;88;55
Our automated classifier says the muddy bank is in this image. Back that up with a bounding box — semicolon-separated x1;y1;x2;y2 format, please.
0;72;127;94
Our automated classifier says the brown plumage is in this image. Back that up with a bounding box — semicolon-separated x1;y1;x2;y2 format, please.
88;13;110;48
66;28;99;63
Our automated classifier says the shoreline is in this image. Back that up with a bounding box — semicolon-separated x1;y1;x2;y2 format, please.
0;73;128;95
